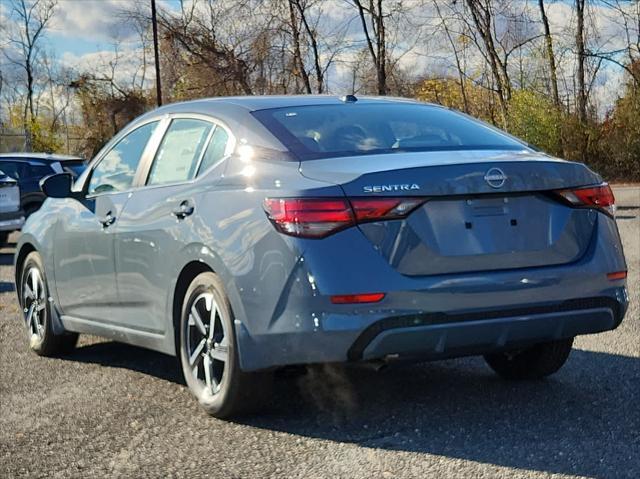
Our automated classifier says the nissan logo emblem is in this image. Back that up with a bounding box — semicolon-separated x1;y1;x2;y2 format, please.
484;168;507;188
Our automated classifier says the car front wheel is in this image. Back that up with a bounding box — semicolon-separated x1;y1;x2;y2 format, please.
484;338;574;380
178;272;271;418
19;251;78;356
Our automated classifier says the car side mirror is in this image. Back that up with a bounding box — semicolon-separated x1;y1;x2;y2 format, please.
40;173;73;198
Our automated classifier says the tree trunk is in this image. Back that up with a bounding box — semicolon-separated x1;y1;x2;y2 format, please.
538;0;560;108
575;0;587;123
354;0;387;95
288;1;312;94
25;65;34;149
375;0;386;95
433;0;469;112
465;0;510;127
293;0;324;93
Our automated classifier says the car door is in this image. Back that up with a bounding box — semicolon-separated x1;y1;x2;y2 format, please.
53;120;163;323
114;116;232;333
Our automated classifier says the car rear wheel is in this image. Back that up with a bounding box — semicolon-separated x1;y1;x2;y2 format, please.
19;252;78;356
484;338;574;380
178;272;271;418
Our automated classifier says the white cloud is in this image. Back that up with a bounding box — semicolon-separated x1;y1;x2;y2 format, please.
49;0;141;43
61;46;151;90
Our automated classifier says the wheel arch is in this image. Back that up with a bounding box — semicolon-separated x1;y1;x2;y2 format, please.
23;200;43;216
14;242;37;303
168;252;251;366
172;261;214;350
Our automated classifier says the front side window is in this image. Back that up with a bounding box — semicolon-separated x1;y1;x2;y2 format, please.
147;119;213;186
88;121;159;195
252;103;527;161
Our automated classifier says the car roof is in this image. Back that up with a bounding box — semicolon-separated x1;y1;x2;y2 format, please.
156;94;429;114
0;152;84;162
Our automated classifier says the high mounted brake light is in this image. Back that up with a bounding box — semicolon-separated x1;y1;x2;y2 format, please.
263;197;424;238
555;183;616;216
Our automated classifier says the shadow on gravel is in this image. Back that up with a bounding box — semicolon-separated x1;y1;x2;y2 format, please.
63;341;638;478
0;281;15;292
68;341;183;385
243;350;639;479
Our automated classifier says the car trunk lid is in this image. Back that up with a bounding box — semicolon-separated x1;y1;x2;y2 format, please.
299;150;602;275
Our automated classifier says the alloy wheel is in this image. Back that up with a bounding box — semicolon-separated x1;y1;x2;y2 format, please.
185;292;229;396
22;267;46;343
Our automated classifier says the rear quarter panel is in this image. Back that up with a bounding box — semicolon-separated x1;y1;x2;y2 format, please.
161;155;342;360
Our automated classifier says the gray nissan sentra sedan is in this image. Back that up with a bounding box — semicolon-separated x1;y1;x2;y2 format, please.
15;95;628;417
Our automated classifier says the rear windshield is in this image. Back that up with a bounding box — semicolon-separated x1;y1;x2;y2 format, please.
252;103;527;160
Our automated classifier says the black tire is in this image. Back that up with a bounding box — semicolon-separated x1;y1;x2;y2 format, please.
484;338;574;380
19;251;78;356
178;272;272;418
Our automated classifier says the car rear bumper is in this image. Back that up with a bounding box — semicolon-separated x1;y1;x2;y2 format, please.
354;296;624;361
236;289;628;371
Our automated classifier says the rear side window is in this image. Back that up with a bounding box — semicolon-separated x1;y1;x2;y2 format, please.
197;126;229;176
88;121;158;195
25;163;53;179
147;119;213;185
0;161;26;180
252;103;526;160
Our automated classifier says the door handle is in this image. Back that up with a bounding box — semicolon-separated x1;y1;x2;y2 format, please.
172;201;194;219
99;211;116;228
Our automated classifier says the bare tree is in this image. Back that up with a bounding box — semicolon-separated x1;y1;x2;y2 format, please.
352;0;389;95
463;0;512;125
287;0;312;93
538;0;561;107
575;0;588;123
433;0;469;112
289;0;327;93
584;0;640;88
3;0;57;148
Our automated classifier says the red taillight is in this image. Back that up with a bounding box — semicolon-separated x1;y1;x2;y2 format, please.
607;271;627;281
555;183;616;216
330;293;385;304
263;197;424;238
350;198;425;221
263;198;354;238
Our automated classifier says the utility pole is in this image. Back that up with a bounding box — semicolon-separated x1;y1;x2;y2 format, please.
151;0;162;107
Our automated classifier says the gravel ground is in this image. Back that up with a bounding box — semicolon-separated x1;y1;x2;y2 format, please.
0;189;638;479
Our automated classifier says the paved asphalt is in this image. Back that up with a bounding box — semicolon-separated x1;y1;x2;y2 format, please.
0;188;638;479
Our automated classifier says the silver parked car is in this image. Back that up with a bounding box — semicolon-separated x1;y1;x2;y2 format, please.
0;170;24;245
15;96;628;418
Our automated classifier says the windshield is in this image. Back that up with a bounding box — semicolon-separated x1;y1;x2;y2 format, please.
252;103;527;161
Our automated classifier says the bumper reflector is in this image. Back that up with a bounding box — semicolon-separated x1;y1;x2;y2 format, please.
607;271;627;281
331;293;385;304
